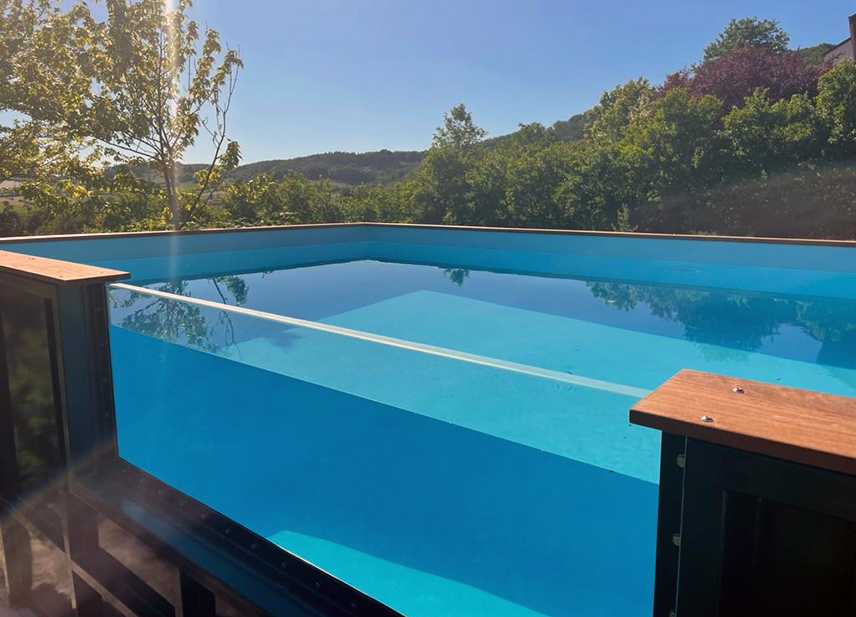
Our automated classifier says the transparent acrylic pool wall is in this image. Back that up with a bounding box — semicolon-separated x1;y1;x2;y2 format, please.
6;224;856;617
107;284;657;617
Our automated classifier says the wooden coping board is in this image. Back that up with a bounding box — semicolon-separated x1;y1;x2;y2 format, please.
631;369;856;476
0;250;129;285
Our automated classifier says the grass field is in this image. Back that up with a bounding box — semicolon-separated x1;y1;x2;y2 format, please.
0;193;29;212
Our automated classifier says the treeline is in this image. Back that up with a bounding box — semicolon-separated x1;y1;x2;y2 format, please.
222;52;856;239
3;16;856;239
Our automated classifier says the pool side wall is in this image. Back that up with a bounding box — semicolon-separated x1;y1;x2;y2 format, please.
2;223;856;298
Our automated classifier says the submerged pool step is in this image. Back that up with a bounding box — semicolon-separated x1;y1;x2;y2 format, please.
109;282;662;483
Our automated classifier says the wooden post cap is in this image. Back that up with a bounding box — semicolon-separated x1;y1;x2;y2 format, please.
631;369;856;476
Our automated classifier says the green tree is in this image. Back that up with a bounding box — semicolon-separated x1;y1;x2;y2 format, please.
432;103;487;149
223;174;293;226
703;17;790;61
468;123;574;227
720;89;825;175
1;0;243;232
554;141;634;230
223;171;343;226
721;89;781;175
771;93;825;163
0;0;105;236
412;104;486;223
97;167;166;231
622;88;726;194
0;0;96;186
17;162;156;233
279;172;342;223
584;79;653;142
815;61;856;157
80;0;243;229
340;183;407;222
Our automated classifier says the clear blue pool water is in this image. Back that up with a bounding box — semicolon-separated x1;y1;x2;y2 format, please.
109;257;856;617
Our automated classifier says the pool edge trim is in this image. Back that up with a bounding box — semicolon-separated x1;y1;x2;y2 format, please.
1;222;855;247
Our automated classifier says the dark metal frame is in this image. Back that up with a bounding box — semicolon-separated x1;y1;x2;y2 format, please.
652;433;686;617
0;273;73;613
655;435;856;617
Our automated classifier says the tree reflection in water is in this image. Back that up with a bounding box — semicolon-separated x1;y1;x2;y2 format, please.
114;272;856;373
443;268;470;286
587;281;856;369
113;276;251;353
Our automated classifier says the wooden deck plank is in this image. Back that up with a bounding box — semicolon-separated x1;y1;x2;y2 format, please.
630;369;856;475
0;250;129;285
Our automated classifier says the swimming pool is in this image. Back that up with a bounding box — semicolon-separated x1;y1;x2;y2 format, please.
9;224;856;617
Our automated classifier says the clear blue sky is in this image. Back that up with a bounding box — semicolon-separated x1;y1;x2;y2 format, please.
185;0;855;163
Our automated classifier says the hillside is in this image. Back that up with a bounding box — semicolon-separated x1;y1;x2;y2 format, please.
230;114;586;186
231;150;425;184
104;151;424;187
104;163;206;185
551;114;585;141
798;42;835;65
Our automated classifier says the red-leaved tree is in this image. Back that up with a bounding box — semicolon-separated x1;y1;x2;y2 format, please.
658;48;827;109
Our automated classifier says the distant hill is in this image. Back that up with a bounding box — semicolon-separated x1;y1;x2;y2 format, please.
218;115;585;187
798;42;835;65
104;163;205;185
231;149;425;185
106;151;424;187
483;114;586;149
552;114;585;141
